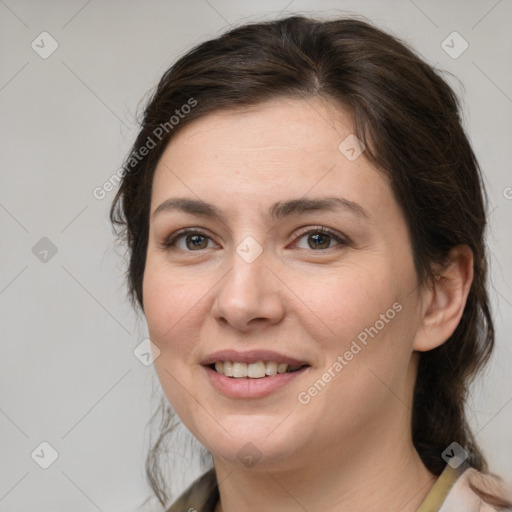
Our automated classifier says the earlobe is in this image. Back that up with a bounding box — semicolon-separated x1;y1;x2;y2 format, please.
413;245;474;352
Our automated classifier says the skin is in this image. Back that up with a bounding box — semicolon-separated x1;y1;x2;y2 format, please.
143;97;473;512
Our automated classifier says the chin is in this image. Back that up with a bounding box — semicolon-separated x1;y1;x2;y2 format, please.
195;417;306;470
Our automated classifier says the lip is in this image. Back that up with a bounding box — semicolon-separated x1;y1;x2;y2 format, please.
203;364;310;398
201;349;308;366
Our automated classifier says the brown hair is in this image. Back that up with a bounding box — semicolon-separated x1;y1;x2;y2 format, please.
110;15;510;508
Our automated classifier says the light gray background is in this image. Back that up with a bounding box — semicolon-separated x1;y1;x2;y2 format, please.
1;1;511;511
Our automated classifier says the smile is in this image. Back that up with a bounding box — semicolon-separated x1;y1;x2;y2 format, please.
212;361;307;378
204;363;310;399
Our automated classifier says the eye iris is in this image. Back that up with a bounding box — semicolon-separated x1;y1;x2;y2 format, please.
186;234;208;250
309;233;330;249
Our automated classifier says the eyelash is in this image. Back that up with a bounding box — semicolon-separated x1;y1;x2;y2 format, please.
161;226;349;252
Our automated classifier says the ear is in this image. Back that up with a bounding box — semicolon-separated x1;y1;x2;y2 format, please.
413;245;474;352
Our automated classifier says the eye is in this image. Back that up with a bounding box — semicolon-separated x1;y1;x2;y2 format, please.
292;227;348;251
161;226;349;253
162;229;216;251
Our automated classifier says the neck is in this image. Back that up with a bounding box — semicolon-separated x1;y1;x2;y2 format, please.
214;436;435;512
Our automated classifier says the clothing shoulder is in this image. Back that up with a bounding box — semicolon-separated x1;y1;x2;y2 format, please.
439;467;512;512
165;469;218;512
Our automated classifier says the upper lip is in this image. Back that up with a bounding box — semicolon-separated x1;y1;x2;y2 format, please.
201;349;309;366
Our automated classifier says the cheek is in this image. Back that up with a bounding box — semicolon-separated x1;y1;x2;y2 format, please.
296;257;419;395
142;265;173;341
296;275;417;432
294;262;403;343
142;260;206;418
142;258;205;357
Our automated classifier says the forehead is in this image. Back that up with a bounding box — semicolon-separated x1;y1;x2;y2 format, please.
150;97;392;219
159;97;352;166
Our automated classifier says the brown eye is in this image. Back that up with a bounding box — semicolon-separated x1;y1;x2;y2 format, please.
162;230;214;251
307;232;331;249
293;227;348;251
184;233;209;250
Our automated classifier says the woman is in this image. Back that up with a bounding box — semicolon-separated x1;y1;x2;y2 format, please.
111;15;512;512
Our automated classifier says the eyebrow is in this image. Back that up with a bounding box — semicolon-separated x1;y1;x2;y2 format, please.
153;196;369;222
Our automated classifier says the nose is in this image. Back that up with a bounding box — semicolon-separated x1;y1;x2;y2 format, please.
211;247;285;332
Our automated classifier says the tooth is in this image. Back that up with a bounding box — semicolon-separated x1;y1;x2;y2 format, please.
223;361;233;377
265;361;278;376
217;360;296;378
277;363;288;374
232;362;248;378
247;361;266;378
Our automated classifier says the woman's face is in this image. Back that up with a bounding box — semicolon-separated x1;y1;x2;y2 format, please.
143;97;426;470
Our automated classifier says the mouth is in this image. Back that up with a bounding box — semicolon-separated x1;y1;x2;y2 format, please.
203;361;310;398
209;360;310;379
201;349;311;398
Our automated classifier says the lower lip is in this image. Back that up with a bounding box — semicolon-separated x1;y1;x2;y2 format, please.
203;365;309;398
